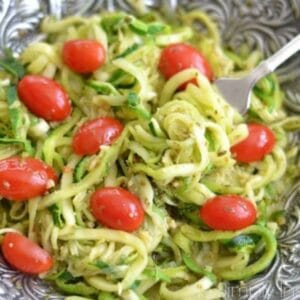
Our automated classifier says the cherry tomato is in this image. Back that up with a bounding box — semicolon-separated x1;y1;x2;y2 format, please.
199;195;256;230
72;117;124;156
63;39;106;74
18;75;72;122
90;187;145;232
0;156;57;201
231;123;275;163
158;43;213;89
2;232;53;274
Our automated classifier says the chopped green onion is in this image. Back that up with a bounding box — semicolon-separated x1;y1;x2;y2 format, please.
92;261;116;274
127;91;139;107
147;23;167;35
115;43;140;59
109;69;136;89
73;156;89;183
5;85;33;154
127;92;151;120
49;204;64;228
144;266;171;283
86;80;118;95
129;19;149;35
101;13;125;33
148;118;166;138
130;280;141;290
55;271;97;296
6;85;18;105
222;234;258;253
0;49;25;79
182;254;217;283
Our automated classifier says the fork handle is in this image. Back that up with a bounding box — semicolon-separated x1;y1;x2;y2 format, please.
250;34;300;81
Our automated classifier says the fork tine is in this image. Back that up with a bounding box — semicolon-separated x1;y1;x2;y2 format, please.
214;77;252;114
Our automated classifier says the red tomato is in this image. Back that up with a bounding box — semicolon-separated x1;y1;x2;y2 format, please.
18;75;72;122
231;123;275;163
63;40;106;74
90;187;145;232
0;156;57;201
199;195;256;230
72;117;124;156
2;232;53;274
158;43;213;89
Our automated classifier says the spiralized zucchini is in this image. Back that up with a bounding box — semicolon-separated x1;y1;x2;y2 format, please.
0;8;300;300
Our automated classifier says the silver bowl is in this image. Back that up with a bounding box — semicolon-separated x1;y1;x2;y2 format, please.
0;1;300;299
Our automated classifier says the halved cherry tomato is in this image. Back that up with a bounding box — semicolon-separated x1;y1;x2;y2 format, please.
2;232;53;274
199;195;256;230
231;123;275;163
158;43;213;89
72;117;124;156
18;75;72;122
90;187;145;232
0;156;57;201
63;39;106;74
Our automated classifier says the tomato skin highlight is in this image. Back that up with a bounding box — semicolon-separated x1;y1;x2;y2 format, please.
158;43;213;88
18;75;72;122
231;123;275;163
199;195;256;230
2;232;53;274
90;187;145;232
72;117;124;156
0;156;57;201
63;39;106;74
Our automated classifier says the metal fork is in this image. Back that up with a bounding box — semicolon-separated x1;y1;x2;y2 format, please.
215;34;300;114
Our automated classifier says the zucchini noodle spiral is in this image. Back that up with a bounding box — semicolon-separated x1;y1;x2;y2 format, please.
0;8;300;300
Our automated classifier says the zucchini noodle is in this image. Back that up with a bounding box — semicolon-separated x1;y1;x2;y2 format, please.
0;8;300;300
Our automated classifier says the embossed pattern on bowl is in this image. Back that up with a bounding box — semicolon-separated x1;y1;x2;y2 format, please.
0;1;300;299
